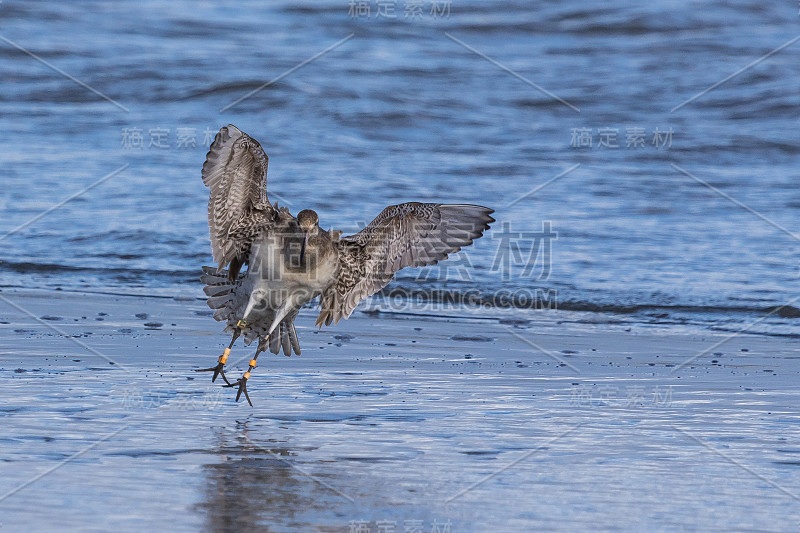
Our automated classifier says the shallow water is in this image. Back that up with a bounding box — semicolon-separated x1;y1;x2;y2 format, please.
0;1;798;334
1;290;799;531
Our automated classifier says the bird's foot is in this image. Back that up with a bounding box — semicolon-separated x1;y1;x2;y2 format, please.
195;362;232;385
195;348;232;385
224;375;252;407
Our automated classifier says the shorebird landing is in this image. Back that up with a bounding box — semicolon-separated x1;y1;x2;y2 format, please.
197;125;494;405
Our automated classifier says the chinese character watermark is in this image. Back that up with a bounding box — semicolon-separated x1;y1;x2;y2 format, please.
570;127;673;149
348;0;451;19
348;518;452;533
490;221;557;282
570;384;673;408
121;126;213;150
114;387;224;410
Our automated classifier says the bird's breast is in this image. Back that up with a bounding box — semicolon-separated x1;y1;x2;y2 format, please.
248;233;338;292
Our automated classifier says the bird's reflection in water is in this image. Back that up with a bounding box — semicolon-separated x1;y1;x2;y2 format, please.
198;421;356;533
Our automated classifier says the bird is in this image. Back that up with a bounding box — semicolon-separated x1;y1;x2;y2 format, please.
197;124;495;405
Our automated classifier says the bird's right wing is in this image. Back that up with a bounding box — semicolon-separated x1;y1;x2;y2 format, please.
316;203;494;326
202;124;276;269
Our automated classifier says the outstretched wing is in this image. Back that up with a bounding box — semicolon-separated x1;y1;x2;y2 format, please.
316;203;494;326
202;124;275;269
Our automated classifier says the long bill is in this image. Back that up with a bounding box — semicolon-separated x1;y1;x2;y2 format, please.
300;231;308;264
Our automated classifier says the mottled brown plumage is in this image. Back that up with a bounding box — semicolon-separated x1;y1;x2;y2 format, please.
202;125;276;280
198;125;494;404
316;202;495;326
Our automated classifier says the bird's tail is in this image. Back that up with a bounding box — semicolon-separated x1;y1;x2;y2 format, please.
268;311;301;357
201;266;237;322
201;266;301;356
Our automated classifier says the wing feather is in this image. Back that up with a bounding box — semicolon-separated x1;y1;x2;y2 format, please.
316;203;494;326
202;124;275;269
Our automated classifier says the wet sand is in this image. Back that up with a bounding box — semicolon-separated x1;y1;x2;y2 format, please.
1;288;799;532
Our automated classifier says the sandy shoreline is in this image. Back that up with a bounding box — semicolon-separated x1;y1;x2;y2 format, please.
1;288;799;532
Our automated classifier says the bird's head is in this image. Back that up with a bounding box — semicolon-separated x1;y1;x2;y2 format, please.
297;209;319;233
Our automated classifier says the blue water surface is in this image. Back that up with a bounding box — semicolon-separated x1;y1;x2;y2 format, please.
0;0;798;334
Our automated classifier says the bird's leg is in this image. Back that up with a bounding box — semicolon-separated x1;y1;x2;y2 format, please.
224;338;266;407
196;329;240;385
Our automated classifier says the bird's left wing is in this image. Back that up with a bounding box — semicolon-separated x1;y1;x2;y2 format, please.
316;203;494;326
202;124;276;270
